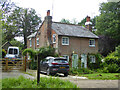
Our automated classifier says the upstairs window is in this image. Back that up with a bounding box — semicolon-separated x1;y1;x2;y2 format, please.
29;38;32;47
36;38;39;45
53;34;56;43
62;37;69;45
89;55;96;63
89;39;95;47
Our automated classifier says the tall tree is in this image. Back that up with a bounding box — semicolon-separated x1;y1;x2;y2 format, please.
3;7;42;48
96;2;120;56
0;0;16;44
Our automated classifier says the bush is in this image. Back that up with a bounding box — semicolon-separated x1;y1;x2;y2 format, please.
69;68;94;75
107;64;119;73
29;62;37;70
2;49;6;58
88;53;103;69
100;46;120;73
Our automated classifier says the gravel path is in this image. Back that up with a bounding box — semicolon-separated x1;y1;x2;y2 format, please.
1;69;119;89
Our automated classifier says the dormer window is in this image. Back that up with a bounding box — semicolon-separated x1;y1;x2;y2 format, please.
89;39;95;47
53;34;56;43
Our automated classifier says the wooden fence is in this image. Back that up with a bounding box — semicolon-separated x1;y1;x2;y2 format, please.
0;57;31;72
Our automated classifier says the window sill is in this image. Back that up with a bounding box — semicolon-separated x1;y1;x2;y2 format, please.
89;45;95;47
62;44;69;45
53;42;56;44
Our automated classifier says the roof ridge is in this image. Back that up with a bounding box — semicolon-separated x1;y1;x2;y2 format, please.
52;21;82;27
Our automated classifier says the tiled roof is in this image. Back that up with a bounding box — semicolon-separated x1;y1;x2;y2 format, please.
52;22;99;38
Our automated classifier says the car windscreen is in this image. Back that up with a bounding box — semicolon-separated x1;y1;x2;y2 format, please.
8;48;18;54
9;48;13;54
54;59;68;63
14;49;18;54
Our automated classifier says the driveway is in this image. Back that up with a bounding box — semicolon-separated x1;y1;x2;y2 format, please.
1;69;119;88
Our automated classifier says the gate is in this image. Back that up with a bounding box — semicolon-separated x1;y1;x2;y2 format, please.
0;57;31;72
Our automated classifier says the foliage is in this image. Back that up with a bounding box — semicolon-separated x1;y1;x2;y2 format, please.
60;18;71;24
29;62;37;70
38;46;56;60
60;18;78;24
22;48;37;61
98;35;115;56
2;4;41;48
79;73;119;80
2;76;77;88
22;46;56;70
96;2;120;56
10;39;24;50
78;16;96;28
69;68;94;75
88;53;102;69
115;45;120;58
2;49;6;58
101;45;120;73
0;10;2;58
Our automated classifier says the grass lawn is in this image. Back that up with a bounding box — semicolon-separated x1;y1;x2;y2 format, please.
0;79;2;89
2;75;77;88
79;73;120;80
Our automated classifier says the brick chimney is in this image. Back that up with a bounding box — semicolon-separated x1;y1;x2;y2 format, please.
85;16;92;32
47;10;50;16
45;10;52;46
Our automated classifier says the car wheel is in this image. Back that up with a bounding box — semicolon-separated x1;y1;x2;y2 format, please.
47;68;50;76
64;73;68;77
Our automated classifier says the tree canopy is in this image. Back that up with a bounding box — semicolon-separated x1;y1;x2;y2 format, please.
1;0;42;48
95;2;120;56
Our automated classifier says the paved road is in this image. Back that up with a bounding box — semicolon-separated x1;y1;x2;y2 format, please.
1;69;119;88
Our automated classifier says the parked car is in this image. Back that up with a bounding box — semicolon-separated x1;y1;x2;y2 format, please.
40;56;69;76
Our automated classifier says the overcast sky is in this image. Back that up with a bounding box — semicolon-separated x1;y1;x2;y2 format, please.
11;0;108;42
11;0;108;23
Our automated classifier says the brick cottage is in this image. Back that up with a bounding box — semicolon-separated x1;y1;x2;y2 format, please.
27;10;99;68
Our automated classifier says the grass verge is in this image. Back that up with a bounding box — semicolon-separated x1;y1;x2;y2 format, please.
2;75;77;88
79;73;120;80
0;79;2;89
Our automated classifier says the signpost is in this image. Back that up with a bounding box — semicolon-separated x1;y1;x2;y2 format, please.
37;54;40;84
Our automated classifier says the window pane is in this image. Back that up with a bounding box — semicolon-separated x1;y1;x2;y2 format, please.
9;48;13;54
14;49;18;54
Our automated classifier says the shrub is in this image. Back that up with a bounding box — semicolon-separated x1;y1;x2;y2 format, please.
29;62;37;70
107;64;119;73
2;49;6;58
69;68;94;75
101;46;120;73
88;53;103;69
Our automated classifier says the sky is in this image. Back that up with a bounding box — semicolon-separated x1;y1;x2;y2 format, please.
11;0;108;22
11;0;108;42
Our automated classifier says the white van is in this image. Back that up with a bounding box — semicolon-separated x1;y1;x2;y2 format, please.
5;46;19;59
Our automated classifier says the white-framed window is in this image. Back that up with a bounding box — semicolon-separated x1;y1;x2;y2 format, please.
89;55;96;63
29;38;32;47
36;38;39;45
62;37;69;45
89;39;95;47
53;34;56;43
63;55;69;62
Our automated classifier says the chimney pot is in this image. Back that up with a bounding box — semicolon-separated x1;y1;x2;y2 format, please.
47;10;50;16
86;16;90;22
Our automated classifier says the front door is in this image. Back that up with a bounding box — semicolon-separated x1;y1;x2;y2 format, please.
81;54;87;68
72;54;78;68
